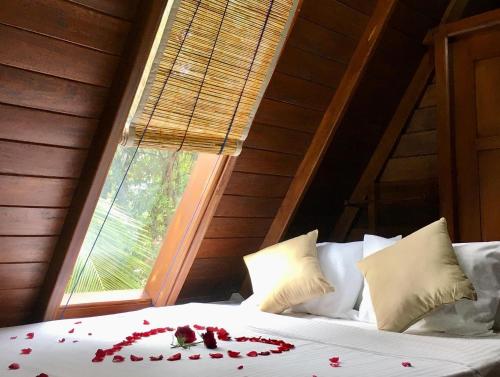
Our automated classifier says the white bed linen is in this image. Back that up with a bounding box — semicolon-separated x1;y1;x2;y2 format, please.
1;303;499;377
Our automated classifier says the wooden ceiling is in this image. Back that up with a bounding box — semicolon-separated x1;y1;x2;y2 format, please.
2;0;500;326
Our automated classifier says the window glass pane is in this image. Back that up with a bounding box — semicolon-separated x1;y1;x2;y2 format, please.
64;146;198;295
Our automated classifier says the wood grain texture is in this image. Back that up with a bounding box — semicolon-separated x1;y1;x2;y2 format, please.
196;237;264;258
0;236;58;263
0;175;77;207
392;130;437;157
0;207;68;235
264;72;334;111
205;218;273;239
234;148;302;177
406;106;437;133
67;0;140;20
0;0;130;54
254;99;323;133
381;155;437;182
215;195;282;218
0;263;48;289
276;45;346;89
225;172;291;198
0;24;119;86
0;140;87;178
0;65;108;118
0;103;98;148
244;123;312;156
288;17;357;64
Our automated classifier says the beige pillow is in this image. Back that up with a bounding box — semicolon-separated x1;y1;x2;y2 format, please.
357;218;476;332
244;230;333;313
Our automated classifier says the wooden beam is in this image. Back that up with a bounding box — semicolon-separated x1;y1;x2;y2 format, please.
331;0;471;242
34;0;171;322
260;0;398;248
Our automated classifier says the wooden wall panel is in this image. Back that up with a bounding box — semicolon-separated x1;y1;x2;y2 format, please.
0;0;136;326
287;0;447;242
178;0;373;303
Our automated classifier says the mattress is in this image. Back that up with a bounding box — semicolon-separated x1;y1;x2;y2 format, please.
1;303;499;377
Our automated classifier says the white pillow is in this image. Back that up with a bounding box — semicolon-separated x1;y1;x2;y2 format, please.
292;241;364;318
357;234;401;323
410;242;500;336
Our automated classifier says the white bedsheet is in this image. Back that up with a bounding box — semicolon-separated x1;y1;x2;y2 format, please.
1;303;499;377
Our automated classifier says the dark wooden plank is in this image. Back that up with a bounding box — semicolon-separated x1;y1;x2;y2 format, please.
0;207;67;235
392;130;437;157
380;155;437;182
391;1;436;41
0;24;119;87
276;45;346;89
234;148;301;177
0;103;98;148
68;0;140;20
406;106;437;133
420;83;437;108
0;263;48;289
35;0;175;321
254;99;322;133
261;0;399;248
403;0;449;20
335;0;377;15
0;141;87;178
300;0;369;39
244;123;312;155
264;72;334;111
196;237;264;258
0;311;33;327
0;175;78;207
225;172;291;198
0;288;39;312
0;236;58;263
0;65;108;118
288;17;357;64
376;179;439;204
215;195;282;218
331;51;434;241
0;0;130;55
205;218;273;238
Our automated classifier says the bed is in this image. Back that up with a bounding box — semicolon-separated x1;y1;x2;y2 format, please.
2;303;500;377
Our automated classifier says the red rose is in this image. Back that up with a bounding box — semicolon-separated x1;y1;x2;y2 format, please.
175;326;196;344
201;330;217;349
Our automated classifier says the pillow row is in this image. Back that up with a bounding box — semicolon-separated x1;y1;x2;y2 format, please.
243;218;500;335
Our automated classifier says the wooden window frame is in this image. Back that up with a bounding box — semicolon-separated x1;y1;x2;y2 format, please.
55;153;233;318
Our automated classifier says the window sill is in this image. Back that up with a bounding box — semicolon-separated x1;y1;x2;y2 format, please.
57;290;152;319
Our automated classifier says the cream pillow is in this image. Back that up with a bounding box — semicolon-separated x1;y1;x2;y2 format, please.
357;218;476;332
243;230;333;313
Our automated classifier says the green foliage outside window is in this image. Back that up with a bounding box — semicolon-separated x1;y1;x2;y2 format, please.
65;146;197;294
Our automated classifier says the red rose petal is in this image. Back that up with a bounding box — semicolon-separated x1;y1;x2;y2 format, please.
217;328;231;341
210;353;223;359
10;336;17;340
165;327;174;332
26;332;34;339
92;357;104;363
74;321;82;325
36;374;48;377
167;353;181;361
189;354;201;360
271;349;282;354
72;340;79;343
259;351;270;356
330;363;341;368
68;328;75;334
193;324;205;330
20;348;32;355
143;320;150;325
402;361;412;367
149;355;163;361
112;355;125;363
88;333;92;336
246;351;258;357
58;338;65;343
8;363;20;370
130;355;143;362
237;365;244;370
329;356;340;363
228;350;240;358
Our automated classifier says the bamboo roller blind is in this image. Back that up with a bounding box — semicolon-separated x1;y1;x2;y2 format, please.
122;0;298;156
